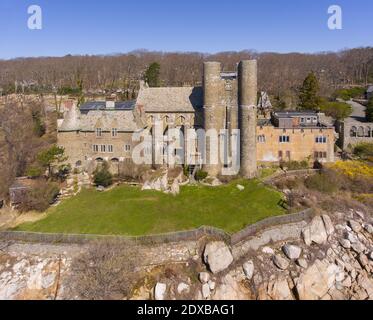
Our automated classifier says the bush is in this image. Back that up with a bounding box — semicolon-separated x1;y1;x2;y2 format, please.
69;241;140;299
304;169;341;194
19;180;60;212
280;160;309;170
319;101;352;120
93;162;113;187
333;87;366;101
353;143;373;160
26;166;44;178
195;170;208;181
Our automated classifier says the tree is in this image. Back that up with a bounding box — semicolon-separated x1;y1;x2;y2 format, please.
93;161;113;187
298;72;321;110
37;145;67;176
144;62;161;87
319;101;352;120
366;98;373;122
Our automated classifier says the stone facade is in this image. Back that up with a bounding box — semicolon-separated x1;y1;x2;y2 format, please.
57;60;337;177
336;119;373;150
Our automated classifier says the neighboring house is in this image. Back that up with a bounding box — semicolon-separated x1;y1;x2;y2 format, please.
335;119;373;150
366;86;373;100
57;60;337;178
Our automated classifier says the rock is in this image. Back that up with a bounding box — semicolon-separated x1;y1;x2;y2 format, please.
170;179;180;196
282;244;302;260
177;283;190;294
369;252;373;261
296;258;308;269
203;242;233;274
347;232;358;244
342;276;352;287
202;283;210;299
273;255;289;270
160;174;168;191
141;181;152;190
354;210;365;220
236;184;245;191
96;185;105;192
296;259;339;300
357;253;369;268
154;283;167;300
302;216;328;246
348;220;362;233
199;272;210;284
351;241;365;254
153;178;162;191
339;239;351;249
335;270;345;282
322;215;335;236
363;224;373;234
212;274;250;300
242;261;254;280
208;280;216;291
267;278;294;300
262;246;275;255
211;178;222;187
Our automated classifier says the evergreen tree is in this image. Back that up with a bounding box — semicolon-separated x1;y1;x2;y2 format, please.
299;72;321;110
144;62;161;87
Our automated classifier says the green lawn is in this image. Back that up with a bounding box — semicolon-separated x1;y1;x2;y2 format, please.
16;179;286;236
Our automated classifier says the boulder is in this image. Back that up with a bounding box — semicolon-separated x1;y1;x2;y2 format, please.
177;283;190;294
236;184;245;191
267;278;294;300
170;179;180;196
322;214;335;236
203;242;233;274
154;283;167;300
160;174;169;191
242;261;254;280
211;178;222;187
363;224;373;234
212;274;250;300
282;244;302;260
357;253;369;268
346;232;358;243
141;181;152;190
296;258;308;269
208;280;216;291
273;255;289;270
348;220;362;233
262;246;275;255
296;259;339;300
339;239;351;249
351;241;365;254
199;272;210;284
202;283;210;299
302;216;328;246
369;252;373;261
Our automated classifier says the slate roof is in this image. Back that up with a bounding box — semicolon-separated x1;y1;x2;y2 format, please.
136;86;203;113
274;111;317;118
79;100;136;113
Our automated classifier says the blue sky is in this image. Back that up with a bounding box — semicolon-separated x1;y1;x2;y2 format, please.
0;0;372;59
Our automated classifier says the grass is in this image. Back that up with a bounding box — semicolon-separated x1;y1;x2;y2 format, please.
16;179;286;236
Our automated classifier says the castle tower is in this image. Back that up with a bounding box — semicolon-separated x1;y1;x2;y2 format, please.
238;60;258;178
203;61;224;176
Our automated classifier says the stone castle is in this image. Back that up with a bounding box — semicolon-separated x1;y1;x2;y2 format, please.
57;60;335;177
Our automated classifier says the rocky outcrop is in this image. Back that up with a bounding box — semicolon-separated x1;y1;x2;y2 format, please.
203;241;233;274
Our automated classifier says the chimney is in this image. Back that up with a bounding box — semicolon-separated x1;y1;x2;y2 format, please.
105;97;115;109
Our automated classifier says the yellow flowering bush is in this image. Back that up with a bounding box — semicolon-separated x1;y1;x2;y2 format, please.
330;161;373;178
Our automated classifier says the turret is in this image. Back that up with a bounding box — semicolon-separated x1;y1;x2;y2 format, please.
203;62;224;176
238;60;258;178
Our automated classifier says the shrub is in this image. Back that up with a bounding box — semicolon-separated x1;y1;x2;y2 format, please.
353;143;373;160
69;241;140;299
280;160;309;170
195;170;208;181
93;162;113;187
333;87;366;101
26;166;43;178
305;169;344;194
19;180;60;212
319;101;352;120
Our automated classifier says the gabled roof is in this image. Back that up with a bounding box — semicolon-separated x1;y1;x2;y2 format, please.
136;86;203;113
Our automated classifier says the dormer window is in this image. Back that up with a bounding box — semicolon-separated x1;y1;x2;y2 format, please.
96;128;102;137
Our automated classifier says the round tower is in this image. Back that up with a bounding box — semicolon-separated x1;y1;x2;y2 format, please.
238;60;258;178
203;61;223;176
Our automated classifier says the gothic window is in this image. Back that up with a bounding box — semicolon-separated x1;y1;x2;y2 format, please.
100;145;106;153
92;144;99;152
350;126;357;137
357;126;364;137
112;128;118;137
316;136;327;143
107;145;113;153
279;135;290;143
124;144;131;152
257;135;266;143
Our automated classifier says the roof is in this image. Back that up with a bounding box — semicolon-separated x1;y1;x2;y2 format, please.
58;106;80;131
274;111;317;118
79;100;136;113
136;86;203;113
367;86;373;93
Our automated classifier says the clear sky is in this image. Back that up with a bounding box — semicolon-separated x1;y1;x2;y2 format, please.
0;0;372;59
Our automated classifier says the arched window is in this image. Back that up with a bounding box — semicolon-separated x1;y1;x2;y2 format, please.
350;126;357;137
365;127;371;138
111;158;119;163
95;157;104;163
357;126;364;137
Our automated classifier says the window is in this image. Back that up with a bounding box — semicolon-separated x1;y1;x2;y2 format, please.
279;135;290;143
112;128;118;137
278;151;283;160
124;144;131;152
93;144;99;152
257;135;266;143
300;117;305;123
286;151;291;160
96;128;102;137
108;145;113;153
316;136;327;143
314;151;327;159
100;145;106;153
